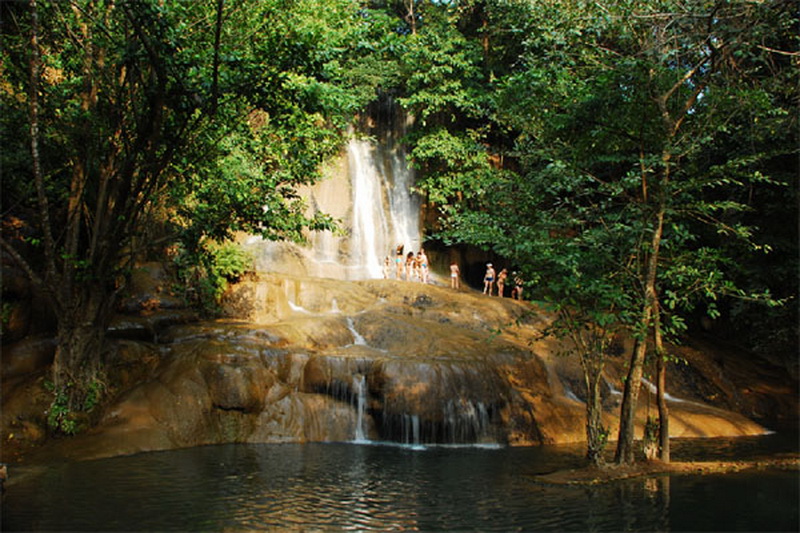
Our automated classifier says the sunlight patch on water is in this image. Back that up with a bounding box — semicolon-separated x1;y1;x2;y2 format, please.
3;437;797;532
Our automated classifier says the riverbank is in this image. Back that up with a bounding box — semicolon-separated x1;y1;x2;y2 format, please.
531;454;800;485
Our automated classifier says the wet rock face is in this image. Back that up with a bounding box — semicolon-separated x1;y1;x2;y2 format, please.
2;337;57;380
1;272;782;462
202;357;274;414
1;260;57;345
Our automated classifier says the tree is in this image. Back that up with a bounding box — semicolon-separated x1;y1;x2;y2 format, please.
594;0;796;465
497;0;796;465
0;0;372;433
399;0;797;464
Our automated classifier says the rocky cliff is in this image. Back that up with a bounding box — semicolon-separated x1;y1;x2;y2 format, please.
3;263;794;464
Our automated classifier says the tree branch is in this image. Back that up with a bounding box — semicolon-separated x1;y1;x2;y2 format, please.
211;0;224;116
0;236;64;316
28;0;60;300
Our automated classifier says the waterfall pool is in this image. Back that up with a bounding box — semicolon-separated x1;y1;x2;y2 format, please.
3;435;797;532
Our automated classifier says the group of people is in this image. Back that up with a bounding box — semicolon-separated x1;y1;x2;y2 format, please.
384;245;431;283
382;245;523;300
483;263;524;300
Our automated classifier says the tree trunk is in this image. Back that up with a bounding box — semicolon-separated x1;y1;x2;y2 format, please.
585;363;606;465
54;320;105;398
50;285;112;432
615;204;665;465
615;338;646;464
654;301;670;462
28;0;59;298
406;0;416;35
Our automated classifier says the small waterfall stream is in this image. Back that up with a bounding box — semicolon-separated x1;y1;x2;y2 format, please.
379;399;500;446
345;316;368;346
353;374;368;443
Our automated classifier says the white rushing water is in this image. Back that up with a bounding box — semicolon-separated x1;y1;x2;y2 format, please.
244;107;421;281
348;139;390;279
353;374;369;443
344;134;420;279
345;316;368;346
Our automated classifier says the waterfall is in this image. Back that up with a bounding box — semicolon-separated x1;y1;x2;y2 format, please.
442;399;493;444
379;401;499;446
641;378;697;405
401;414;421;446
348;139;390;279
343;131;421;279
244;102;420;281
345;317;368;346
382;128;421;260
353;374;369;443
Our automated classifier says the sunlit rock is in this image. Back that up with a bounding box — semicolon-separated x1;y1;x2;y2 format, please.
7;270;779;463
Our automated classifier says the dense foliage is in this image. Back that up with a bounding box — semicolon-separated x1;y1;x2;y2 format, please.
366;0;798;463
1;0;796;457
0;0;374;431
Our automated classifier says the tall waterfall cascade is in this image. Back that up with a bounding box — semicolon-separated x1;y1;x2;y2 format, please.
245;104;421;280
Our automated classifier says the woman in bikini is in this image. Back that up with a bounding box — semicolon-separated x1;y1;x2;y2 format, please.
405;251;415;281
418;249;429;284
395;245;404;279
497;268;508;297
450;261;460;289
512;272;524;300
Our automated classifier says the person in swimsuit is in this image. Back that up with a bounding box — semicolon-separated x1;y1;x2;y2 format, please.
418;249;429;283
512;272;524;301
483;263;496;295
405;251;415;281
395;245;404;279
497;268;508;297
450;260;460;289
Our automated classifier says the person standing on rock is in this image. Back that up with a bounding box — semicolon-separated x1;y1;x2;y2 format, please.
497;268;508;297
511;272;524;301
413;252;422;281
450;260;460;289
383;256;391;279
418;249;429;283
405;251;415;281
483;263;495;295
395;245;404;279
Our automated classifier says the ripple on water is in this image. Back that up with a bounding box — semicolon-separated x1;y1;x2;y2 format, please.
2;438;797;532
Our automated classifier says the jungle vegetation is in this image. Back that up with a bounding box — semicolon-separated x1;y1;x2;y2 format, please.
1;0;796;464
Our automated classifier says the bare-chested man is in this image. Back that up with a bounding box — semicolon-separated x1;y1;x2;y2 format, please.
483;263;496;295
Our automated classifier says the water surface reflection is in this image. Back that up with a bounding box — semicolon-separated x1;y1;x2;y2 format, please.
3;436;797;532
